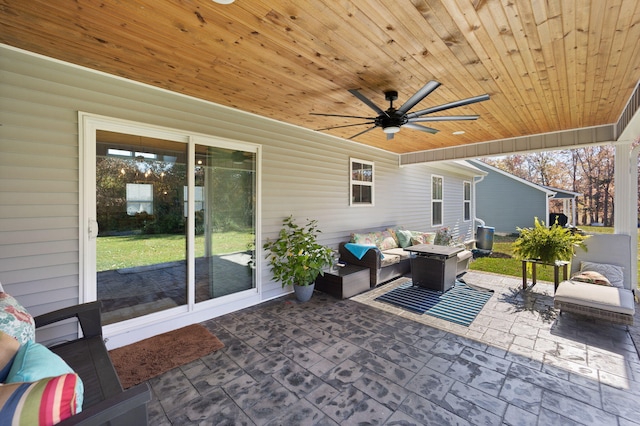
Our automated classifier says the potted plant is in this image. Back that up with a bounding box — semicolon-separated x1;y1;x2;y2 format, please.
263;215;333;302
513;217;588;265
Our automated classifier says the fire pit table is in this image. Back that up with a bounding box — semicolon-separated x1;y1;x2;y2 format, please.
405;244;464;293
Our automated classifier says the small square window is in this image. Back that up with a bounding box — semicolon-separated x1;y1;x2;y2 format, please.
350;158;374;206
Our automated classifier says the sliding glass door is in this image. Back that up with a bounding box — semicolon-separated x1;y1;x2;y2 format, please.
88;121;257;327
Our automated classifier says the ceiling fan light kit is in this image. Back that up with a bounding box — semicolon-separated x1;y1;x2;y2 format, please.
312;81;489;141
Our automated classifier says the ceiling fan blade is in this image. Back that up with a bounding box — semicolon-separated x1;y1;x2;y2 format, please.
348;89;386;116
396;80;441;115
310;112;373;119
408;115;479;123
407;94;490;118
349;125;378;139
403;122;439;134
316;121;375;131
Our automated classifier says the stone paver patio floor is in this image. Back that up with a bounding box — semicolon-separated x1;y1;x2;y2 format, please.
147;271;640;425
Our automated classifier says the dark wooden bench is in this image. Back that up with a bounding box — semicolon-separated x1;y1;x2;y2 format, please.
35;301;151;425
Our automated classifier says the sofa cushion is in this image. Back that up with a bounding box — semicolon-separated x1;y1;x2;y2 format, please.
555;280;635;316
0;292;35;345
380;253;401;267
7;340;84;411
580;261;624;288
0;373;80;425
382;248;411;261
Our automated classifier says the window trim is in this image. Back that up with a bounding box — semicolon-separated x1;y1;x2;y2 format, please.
463;181;471;222
432;174;443;226
350;157;374;206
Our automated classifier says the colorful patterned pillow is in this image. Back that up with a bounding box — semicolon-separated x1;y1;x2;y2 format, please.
351;233;377;246
0;292;35;345
0;374;79;425
0;331;20;382
409;231;436;246
377;230;398;250
7;341;84;412
571;270;612;286
580;261;624;288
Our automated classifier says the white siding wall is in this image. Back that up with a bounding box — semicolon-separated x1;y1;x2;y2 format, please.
0;45;478;344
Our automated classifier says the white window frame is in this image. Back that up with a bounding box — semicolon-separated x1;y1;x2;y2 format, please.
350;158;374;206
463;181;471;222
432;175;443;226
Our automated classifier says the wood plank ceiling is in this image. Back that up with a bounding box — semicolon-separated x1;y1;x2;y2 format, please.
1;0;639;154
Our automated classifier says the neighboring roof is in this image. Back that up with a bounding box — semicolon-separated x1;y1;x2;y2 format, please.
467;159;556;196
541;185;582;199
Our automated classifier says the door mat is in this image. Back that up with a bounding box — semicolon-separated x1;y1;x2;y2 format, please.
375;280;493;326
109;324;224;389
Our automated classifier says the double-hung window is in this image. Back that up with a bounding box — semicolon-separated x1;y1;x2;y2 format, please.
432;175;443;226
350;158;374;206
463;181;471;221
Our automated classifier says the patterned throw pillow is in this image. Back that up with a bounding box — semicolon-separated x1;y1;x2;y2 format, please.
0;374;79;425
0;292;35;345
0;331;20;382
580;261;624;288
377;230;398;250
571;270;612;286
351;233;377;246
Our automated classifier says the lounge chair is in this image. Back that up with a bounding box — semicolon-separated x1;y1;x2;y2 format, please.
554;233;636;325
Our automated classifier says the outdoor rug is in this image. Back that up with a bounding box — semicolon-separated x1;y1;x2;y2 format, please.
109;324;224;388
375;280;494;326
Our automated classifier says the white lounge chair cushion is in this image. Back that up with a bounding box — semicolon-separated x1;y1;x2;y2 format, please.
555;280;635;316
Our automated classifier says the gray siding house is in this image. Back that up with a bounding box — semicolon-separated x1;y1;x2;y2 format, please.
0;46;484;348
468;160;555;235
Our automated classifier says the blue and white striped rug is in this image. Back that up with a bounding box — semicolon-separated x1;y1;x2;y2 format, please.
375;280;493;326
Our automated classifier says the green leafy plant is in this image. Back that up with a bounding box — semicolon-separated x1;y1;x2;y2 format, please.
513;217;588;265
263;216;333;287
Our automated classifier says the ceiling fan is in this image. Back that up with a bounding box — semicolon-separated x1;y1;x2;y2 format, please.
312;81;490;140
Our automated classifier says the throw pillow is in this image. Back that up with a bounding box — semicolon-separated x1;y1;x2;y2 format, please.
7;341;84;412
571;271;612;286
377;230;398;250
0;292;35;345
0;331;20;382
580;261;624;288
351;233;377;246
396;229;413;248
0;374;79;425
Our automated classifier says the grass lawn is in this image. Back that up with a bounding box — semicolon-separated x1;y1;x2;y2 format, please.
470;226;640;284
97;232;254;271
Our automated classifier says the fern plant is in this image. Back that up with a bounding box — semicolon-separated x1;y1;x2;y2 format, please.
513;217;588;265
263;216;333;287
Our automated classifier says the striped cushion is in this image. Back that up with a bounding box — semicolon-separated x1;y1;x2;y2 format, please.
0;374;79;425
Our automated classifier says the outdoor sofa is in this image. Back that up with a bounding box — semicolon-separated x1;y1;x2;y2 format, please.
338;228;473;287
554;233;636;325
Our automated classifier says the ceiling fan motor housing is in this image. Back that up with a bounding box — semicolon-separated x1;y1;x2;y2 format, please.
376;109;407;129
